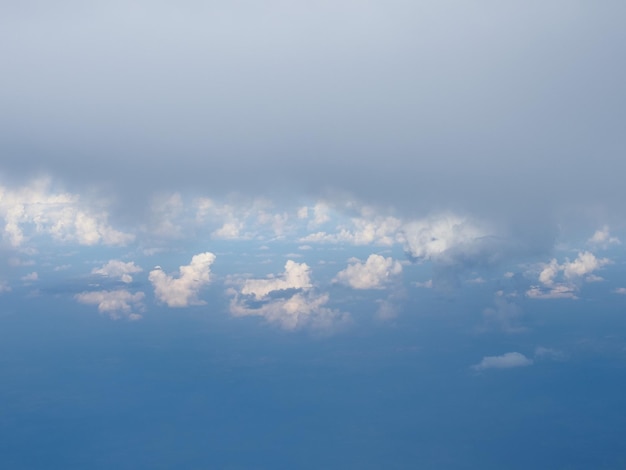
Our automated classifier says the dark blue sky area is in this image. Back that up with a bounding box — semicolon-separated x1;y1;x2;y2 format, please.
2;295;626;469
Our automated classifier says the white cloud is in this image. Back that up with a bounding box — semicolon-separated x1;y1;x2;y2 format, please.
526;285;578;300
230;261;348;331
588;225;620;249
0;281;11;293
471;352;533;371
400;214;487;262
300;213;402;246
613;287;626;295
20;271;38;282
414;279;433;289
528;251;610;300
92;260;143;283
0;179;133;248
149;252;216;307
75;289;144;320
241;260;312;300
334;254;402;289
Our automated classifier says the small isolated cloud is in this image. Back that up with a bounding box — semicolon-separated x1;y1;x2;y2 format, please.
588;225;620;249
471;352;533;371
334;254;402;289
414;279;433;289
0;281;11;293
92;260;142;283
230;261;348;331
21;271;38;282
613;287;626;295
75;289;145;320
149;252;216;307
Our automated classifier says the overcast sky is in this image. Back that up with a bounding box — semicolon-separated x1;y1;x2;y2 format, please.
2;1;625;224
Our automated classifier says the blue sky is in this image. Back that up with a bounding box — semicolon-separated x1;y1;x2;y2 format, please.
2;1;626;468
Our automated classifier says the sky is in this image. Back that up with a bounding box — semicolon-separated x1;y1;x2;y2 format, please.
2;2;626;469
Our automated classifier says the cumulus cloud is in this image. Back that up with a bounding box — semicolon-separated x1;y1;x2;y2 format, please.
0;179;133;248
613;287;626;295
75;289;145;320
241;260;312;300
471;352;533;371
92;260;142;283
149;252;216;307
230;261;348;331
334;254;402;289
588;225;620;249
528;251;610;299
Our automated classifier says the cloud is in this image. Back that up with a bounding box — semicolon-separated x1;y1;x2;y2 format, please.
0;179;133;248
482;295;526;333
588;225;620;249
20;271;38;282
534;346;566;361
528;251;610;299
149;252;216;307
75;289;144;320
229;261;349;331
414;279;433;289
471;352;533;371
400;215;488;262
526;285;578;300
0;281;11;293
334;254;402;289
241;260;312;300
92;260;142;283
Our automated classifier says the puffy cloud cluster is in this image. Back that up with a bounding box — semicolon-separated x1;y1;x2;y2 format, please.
0;179;133;248
92;260;142;283
149;252;216;307
334;254;402;289
527;251;610;299
471;352;533;371
229;261;349;331
75;289;145;320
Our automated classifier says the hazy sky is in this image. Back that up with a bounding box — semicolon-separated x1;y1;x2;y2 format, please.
3;4;626;468
2;1;625;223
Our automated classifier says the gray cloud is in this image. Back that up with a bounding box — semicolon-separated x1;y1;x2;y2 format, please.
2;1;625;233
